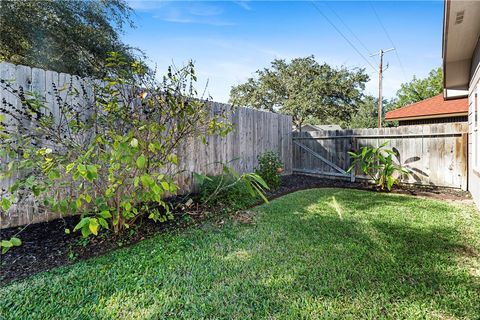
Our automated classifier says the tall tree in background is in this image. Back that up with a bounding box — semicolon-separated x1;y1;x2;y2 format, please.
229;56;369;129
393;67;443;108
0;0;141;77
348;96;396;128
348;95;378;128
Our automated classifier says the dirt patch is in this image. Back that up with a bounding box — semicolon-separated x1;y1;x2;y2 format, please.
233;211;255;225
0;174;472;284
455;245;480;258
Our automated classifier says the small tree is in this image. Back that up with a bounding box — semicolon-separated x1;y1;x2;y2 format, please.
0;53;234;237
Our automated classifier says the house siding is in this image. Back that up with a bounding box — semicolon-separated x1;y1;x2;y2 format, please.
469;38;480;210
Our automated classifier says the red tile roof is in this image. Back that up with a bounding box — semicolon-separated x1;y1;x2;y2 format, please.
385;94;468;121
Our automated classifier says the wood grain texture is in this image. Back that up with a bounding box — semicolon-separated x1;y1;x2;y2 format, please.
0;63;293;228
293;123;468;190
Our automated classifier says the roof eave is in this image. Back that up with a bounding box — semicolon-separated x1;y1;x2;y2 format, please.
385;111;468;122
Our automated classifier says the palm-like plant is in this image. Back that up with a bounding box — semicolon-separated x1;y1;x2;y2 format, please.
347;141;410;191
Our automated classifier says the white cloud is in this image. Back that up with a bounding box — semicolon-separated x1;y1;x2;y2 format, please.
233;0;252;11
149;1;235;26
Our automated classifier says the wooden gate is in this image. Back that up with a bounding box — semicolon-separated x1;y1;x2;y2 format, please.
292;123;469;190
292;139;354;181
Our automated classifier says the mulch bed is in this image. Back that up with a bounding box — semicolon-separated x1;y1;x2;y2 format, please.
0;174;471;284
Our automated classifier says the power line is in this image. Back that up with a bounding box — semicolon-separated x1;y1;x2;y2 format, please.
324;2;375;62
310;1;378;72
369;1;407;81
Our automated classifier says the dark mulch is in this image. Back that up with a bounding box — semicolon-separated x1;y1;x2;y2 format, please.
0;174;471;284
269;174;471;202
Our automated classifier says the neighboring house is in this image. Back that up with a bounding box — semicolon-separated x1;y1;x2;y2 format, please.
385;94;468;126
297;124;342;132
443;0;480;209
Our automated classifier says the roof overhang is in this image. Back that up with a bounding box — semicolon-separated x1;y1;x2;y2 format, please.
385;111;468;122
443;0;480;98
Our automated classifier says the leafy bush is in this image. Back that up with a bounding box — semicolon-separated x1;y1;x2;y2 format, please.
196;165;269;211
0;52;232;240
255;151;283;190
347;141;409;191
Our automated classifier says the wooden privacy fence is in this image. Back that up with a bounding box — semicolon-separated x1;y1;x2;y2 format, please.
292;123;468;190
0;62;292;228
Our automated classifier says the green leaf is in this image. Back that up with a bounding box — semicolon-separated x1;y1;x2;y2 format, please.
249;173;269;190
77;164;87;175
379;140;390;148
167;154;178;165
99;210;111;218
130;138;139;148
10;237;21;246
136;154;146;169
74;217;90;232
161;181;170;191
1;198;10;211
192;172;212;185
59;199;68;214
1;240;13;248
98;217;109;229
133;176;140;187
81;227;90;238
65;163;75;173
86;165;97;174
361;147;368;157
387;176;396;191
252;182;269;204
141;174;154;187
47;170;61;180
89;218;99;236
148;143;157;152
152;183;162;195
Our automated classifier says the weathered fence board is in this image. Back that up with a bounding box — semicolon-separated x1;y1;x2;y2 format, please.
293;123;468;190
0;62;292;228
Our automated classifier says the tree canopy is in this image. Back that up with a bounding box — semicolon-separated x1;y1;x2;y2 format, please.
0;0;140;77
347;96;397;128
393;67;443;108
229;56;369;129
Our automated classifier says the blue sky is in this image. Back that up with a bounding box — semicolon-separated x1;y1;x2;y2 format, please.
124;0;444;103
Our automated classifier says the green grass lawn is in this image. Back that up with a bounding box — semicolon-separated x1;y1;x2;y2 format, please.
1;188;479;319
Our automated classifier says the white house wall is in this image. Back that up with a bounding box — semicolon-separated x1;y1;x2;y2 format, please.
469;38;480;209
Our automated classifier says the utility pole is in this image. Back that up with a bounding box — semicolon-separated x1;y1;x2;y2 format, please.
370;48;395;128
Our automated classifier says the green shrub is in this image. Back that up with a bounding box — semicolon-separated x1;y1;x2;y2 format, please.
0;53;232;241
199;175;258;210
196;165;269;211
347;141;409;191
255;151;283;190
